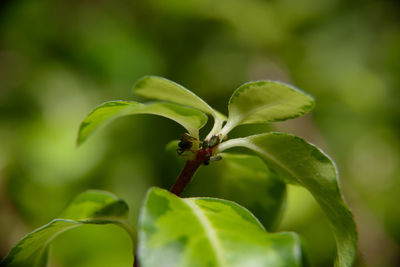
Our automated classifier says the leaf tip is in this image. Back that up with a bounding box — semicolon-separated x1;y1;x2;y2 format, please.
76;121;88;147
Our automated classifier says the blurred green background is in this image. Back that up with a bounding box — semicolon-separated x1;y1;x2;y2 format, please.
1;0;399;266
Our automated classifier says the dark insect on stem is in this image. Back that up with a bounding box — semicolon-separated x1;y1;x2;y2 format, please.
177;133;197;155
202;135;220;150
211;155;222;161
200;135;221;165
208;135;220;148
201;140;209;150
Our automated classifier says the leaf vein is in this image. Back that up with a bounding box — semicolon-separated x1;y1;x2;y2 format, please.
184;200;228;267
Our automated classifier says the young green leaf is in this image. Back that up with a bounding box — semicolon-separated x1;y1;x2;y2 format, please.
187;153;286;231
133;76;216;117
218;132;358;267
1;190;134;267
220;81;315;137
132;76;226;138
77;100;208;146
138;187;306;267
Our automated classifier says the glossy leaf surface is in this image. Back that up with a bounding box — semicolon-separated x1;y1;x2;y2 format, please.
133;76;226;123
77;100;208;146
138;187;305;267
1;190;133;267
218;132;357;267
221;81;314;136
189;153;286;231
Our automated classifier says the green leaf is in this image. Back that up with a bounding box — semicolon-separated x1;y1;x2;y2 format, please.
187;153;286;231
220;81;315;136
138;187;306;267
77;100;208;146
1;190;134;267
133;76;220;118
218;132;358;267
132;76;226;138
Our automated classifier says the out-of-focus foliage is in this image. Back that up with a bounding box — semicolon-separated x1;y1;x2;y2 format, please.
0;0;399;266
1;190;134;267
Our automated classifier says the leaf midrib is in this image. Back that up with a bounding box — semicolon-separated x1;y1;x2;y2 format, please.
34;220;80;267
184;200;228;267
242;137;349;267
243;140;303;185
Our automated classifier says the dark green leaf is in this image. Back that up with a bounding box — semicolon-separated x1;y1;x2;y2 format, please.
218;132;358;267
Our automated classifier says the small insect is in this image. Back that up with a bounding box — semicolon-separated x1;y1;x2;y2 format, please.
199;135;221;165
211;155;222;161
177;133;197;155
201;140;209;150
201;135;220;150
208;135;220;148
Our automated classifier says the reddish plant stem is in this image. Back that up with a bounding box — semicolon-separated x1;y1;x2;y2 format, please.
170;159;202;196
170;148;210;196
133;253;140;267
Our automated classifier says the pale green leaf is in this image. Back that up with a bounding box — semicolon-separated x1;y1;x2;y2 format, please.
138;187;306;267
132;76;226;138
220;81;315;136
133;76;220;117
186;153;286;231
218;132;358;267
77;100;208;146
1;190;134;267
